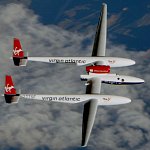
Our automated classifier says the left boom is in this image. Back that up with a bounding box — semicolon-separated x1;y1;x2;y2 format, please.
2;75;131;106
12;38;135;67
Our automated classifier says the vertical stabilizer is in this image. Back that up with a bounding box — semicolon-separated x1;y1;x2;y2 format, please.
5;75;16;95
4;75;20;103
12;38;28;66
13;38;24;58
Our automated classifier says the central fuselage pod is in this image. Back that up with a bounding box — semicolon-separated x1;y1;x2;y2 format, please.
81;73;144;85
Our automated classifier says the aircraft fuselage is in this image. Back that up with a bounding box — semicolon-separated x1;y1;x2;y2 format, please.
81;73;144;85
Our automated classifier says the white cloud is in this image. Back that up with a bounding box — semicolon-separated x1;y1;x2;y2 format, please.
0;3;149;150
0;0;31;6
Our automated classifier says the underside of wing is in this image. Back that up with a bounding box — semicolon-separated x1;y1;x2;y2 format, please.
92;3;107;57
81;78;101;146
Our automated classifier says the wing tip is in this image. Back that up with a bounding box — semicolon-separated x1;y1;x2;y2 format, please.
102;3;107;6
81;140;87;147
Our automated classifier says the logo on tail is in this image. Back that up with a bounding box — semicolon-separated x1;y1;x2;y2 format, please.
5;75;16;95
5;84;14;93
13;47;23;56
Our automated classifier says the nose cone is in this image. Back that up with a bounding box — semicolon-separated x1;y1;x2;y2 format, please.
113;96;131;105
118;58;136;67
99;95;131;105
127;59;136;66
122;76;144;84
137;78;145;83
122;97;131;104
122;58;136;66
130;60;136;65
130;77;144;84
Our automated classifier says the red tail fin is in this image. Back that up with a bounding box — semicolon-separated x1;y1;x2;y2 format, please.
5;75;16;95
13;38;24;58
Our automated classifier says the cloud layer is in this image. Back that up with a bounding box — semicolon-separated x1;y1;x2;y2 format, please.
0;3;149;150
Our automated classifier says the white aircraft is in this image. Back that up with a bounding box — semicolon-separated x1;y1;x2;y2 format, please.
8;3;144;147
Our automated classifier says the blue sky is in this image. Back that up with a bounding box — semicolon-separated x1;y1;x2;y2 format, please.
30;0;150;51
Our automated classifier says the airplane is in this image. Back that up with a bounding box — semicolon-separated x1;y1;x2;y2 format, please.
3;75;131;106
8;3;144;148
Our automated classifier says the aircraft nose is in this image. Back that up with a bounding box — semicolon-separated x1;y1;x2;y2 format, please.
138;78;145;83
130;60;136;65
131;77;144;84
121;76;144;84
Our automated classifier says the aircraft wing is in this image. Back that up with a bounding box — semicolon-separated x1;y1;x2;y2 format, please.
81;77;101;147
92;3;107;57
81;3;107;146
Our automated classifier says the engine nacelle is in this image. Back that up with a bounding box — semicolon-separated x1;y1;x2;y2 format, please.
86;65;110;74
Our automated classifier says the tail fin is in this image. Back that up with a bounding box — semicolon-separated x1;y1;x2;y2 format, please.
13;38;24;58
4;75;20;103
5;75;16;95
12;38;28;66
